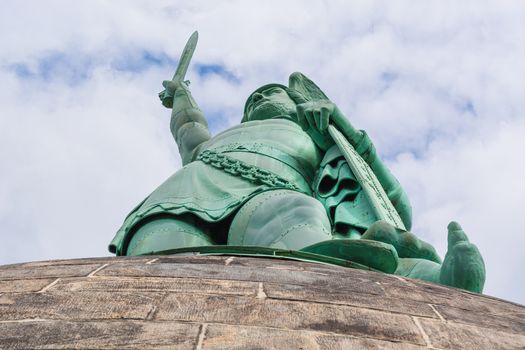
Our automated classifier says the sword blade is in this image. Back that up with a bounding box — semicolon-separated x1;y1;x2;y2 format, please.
328;124;406;231
172;30;198;81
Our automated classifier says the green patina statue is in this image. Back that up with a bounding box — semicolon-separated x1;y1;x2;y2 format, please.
109;32;485;293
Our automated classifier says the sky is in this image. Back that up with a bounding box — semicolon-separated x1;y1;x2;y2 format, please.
0;1;524;304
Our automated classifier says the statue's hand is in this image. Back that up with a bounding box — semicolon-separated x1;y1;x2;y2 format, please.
158;80;189;109
296;100;339;132
440;221;486;293
296;100;345;150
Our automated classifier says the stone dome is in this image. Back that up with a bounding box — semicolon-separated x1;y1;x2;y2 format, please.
0;255;523;349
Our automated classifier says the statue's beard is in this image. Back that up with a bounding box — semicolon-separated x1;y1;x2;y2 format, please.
247;101;296;122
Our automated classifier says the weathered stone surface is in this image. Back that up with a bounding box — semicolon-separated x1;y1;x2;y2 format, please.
384;278;525;333
0;290;160;321
156;293;425;345
264;282;437;317
202;324;320;350
12;256;150;268
99;258;387;295
203;324;427;349
0;320;199;349
0;263;102;280
52;276;259;296
433;302;525;334
0;256;523;349
419;317;525;350
314;333;428;350
0;278;56;293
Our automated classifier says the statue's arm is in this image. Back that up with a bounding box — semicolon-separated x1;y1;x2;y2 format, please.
349;130;413;230
165;81;211;165
328;106;413;230
297;101;412;228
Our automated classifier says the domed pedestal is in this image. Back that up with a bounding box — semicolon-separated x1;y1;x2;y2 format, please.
0;255;523;349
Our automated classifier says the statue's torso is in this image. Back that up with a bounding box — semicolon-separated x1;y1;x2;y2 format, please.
116;118;322;239
200;118;322;191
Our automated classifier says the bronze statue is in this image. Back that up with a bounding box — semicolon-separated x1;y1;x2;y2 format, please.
109;32;485;293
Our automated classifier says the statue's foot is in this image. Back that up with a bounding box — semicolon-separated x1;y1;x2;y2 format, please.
362;221;441;263
300;239;399;273
439;221;486;293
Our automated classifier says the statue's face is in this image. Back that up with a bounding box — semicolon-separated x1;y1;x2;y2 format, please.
245;86;296;122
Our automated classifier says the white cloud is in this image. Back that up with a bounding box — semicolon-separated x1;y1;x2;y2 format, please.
0;1;524;304
390;119;525;302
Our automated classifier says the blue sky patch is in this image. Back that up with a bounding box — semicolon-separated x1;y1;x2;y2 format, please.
459;99;477;116
11;63;35;79
8;49;180;84
379;71;399;92
195;63;240;84
381;71;399;83
9;51;93;85
111;50;177;73
8;50;241;88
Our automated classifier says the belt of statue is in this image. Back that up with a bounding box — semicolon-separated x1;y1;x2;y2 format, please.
206;143;314;185
197;148;301;192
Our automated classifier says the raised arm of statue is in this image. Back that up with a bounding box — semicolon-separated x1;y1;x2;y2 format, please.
162;80;211;165
156;32;210;165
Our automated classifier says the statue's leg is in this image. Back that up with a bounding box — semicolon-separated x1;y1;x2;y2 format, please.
125;214;216;256
362;221;442;283
395;258;441;283
228;190;331;250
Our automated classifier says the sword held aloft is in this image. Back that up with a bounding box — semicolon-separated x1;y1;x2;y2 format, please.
159;31;199;109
